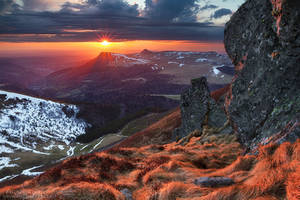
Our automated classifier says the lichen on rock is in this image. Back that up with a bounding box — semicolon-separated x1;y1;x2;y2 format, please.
224;0;300;149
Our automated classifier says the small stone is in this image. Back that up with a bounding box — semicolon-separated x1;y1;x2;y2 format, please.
194;177;234;187
120;188;132;200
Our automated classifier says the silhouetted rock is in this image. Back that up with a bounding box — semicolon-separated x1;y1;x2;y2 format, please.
173;77;230;140
194;177;234;187
140;49;154;56
224;0;300;149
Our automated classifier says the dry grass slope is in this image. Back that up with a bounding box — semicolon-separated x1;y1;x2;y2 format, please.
0;133;298;200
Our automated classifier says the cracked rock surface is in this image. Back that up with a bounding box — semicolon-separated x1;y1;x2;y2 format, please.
224;0;300;148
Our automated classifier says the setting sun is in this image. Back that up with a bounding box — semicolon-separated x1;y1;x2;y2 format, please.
101;40;110;46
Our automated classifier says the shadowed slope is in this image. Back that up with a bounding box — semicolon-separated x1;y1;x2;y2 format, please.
116;85;230;148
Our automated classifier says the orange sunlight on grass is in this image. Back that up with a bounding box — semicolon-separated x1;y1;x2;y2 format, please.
2;131;298;199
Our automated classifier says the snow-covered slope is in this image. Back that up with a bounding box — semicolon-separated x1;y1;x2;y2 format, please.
94;52;150;67
0;90;89;181
0;91;88;147
112;53;149;66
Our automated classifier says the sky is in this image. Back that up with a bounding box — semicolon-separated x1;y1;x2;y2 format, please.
0;0;245;56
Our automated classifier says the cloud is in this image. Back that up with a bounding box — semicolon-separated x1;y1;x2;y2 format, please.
199;4;218;11
87;0;98;6
0;0;225;42
0;0;15;15
22;0;51;11
211;8;232;19
60;0;139;16
92;0;139;17
144;0;200;22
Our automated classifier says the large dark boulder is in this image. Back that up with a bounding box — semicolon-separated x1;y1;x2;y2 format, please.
224;0;300;148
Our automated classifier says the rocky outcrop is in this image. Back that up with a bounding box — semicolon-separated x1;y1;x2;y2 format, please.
175;0;299;149
173;77;231;140
224;0;300;148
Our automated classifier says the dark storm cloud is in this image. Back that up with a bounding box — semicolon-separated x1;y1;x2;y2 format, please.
211;8;232;19
87;0;98;6
0;0;225;42
92;0;139;17
199;4;218;11
61;0;139;16
0;0;15;15
144;0;200;22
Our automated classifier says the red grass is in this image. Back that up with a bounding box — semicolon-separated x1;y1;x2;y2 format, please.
287;167;300;200
1;91;299;200
136;155;171;181
1;139;299;199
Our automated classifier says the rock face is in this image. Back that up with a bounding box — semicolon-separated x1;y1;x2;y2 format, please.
224;0;300;148
173;77;230;140
175;0;299;149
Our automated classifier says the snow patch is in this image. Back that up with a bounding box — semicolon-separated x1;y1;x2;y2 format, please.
21;165;43;176
67;146;75;157
211;65;223;76
112;53;150;66
195;58;208;62
0;175;18;182
0;157;18;170
43;144;56;151
80;144;89;151
0;136;50;155
92;137;105;152
0;145;14;154
58;145;64;150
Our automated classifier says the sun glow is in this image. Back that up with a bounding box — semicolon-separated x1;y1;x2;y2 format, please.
0;41;225;58
101;40;110;46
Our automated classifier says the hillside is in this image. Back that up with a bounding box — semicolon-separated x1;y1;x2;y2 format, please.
0;0;299;199
30;50;234;143
0;90;90;183
1;131;299;199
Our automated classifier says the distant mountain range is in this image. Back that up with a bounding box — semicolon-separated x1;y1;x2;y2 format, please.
28;50;234;142
0;50;235;185
0;50;235;144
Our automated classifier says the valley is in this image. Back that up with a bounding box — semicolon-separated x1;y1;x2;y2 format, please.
0;90;178;186
0;50;234;186
0;0;299;199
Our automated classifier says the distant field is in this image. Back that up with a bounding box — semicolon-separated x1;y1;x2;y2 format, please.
150;94;181;101
121;111;175;136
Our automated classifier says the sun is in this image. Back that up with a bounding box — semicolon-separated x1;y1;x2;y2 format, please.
101;40;110;46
